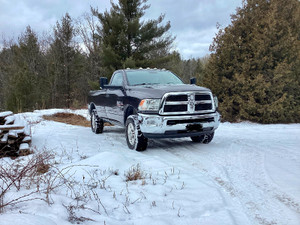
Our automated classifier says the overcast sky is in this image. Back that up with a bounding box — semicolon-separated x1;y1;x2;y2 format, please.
0;0;243;59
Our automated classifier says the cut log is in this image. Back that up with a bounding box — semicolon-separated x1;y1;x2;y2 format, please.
4;115;15;125
0;111;32;158
0;133;8;143
0;125;25;131
22;136;32;143
8;139;15;144
16;129;25;134
0;111;13;119
23;124;31;136
8;130;18;139
19;143;30;151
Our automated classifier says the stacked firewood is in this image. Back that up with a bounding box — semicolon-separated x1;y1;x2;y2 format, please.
0;111;31;157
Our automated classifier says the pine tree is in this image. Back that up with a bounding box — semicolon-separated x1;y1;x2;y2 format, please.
47;13;88;108
92;0;174;77
203;0;300;123
0;26;46;112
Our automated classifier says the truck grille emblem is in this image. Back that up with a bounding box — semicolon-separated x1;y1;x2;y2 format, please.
187;94;195;112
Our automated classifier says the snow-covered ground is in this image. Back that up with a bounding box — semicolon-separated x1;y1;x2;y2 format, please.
0;109;299;225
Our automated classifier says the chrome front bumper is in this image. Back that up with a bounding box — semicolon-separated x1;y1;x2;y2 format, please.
138;112;221;138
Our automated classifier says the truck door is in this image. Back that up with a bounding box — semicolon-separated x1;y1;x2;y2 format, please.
105;72;125;124
90;89;107;118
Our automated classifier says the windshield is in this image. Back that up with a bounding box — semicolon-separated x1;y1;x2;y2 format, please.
126;70;184;86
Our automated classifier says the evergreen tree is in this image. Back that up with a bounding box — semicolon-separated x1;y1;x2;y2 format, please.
159;53;207;84
18;26;48;109
203;0;300;123
0;27;46;112
92;0;174;77
162;51;183;77
47;13;88;108
0;48;10;110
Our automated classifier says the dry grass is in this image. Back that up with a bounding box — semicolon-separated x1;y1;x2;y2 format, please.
43;113;90;127
43;112;112;127
125;164;145;182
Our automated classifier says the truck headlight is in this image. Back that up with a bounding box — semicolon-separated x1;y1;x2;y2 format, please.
213;96;218;109
138;99;161;111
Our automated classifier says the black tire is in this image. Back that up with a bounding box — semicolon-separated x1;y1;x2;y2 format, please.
125;115;148;151
191;132;214;144
91;109;103;134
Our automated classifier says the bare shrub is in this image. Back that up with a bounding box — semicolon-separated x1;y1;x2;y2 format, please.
0;150;111;217
125;164;145;182
0;150;54;212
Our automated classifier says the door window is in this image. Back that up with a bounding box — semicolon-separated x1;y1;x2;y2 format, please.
110;72;123;86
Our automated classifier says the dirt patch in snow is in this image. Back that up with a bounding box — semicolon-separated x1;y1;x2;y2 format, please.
43;112;90;127
43;112;113;127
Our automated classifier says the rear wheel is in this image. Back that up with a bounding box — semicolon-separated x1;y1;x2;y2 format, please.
91;109;103;134
125;115;148;151
191;132;214;144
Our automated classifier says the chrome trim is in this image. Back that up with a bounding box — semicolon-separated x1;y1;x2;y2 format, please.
138;112;220;135
159;91;215;115
164;100;212;105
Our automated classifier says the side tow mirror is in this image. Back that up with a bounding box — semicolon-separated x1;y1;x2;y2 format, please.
190;77;197;85
99;77;108;89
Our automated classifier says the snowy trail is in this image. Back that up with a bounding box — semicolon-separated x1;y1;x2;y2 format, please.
145;123;300;225
95;121;300;224
0;110;299;225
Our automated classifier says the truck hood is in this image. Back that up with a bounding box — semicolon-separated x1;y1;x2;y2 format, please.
126;84;211;99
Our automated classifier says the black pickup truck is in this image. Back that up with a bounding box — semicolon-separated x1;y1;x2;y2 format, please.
88;68;220;151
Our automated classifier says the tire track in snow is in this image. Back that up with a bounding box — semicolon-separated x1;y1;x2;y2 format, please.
145;139;245;225
157;140;265;225
148;138;299;225
105;124;300;224
230;139;300;214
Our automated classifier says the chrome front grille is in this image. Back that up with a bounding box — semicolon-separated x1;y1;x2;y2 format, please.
159;92;214;115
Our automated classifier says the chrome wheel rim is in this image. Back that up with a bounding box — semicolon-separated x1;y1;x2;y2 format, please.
127;123;136;146
92;113;97;130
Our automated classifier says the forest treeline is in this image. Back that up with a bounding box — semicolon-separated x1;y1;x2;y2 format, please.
0;0;299;123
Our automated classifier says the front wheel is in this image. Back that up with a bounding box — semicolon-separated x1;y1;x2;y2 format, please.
191;132;214;144
91;109;103;134
125;115;148;151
